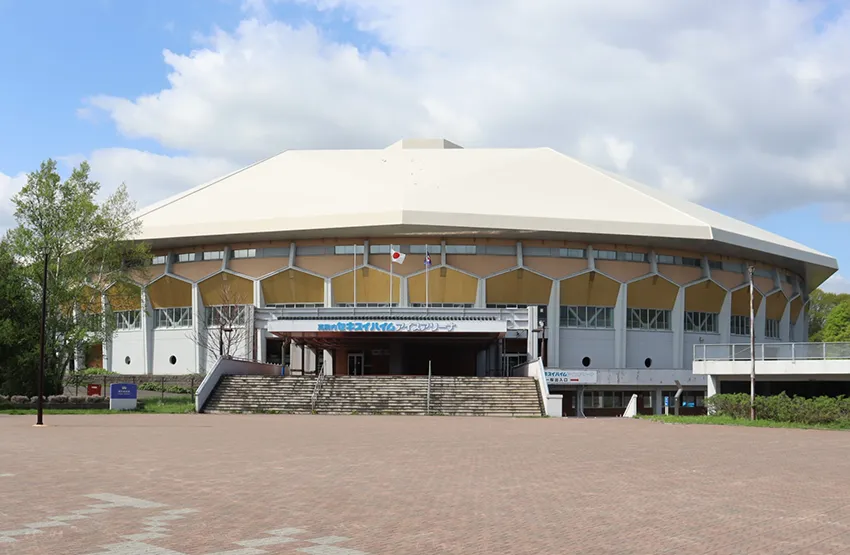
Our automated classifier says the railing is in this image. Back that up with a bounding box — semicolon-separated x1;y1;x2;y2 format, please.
310;372;324;413
694;342;850;362
195;357;283;413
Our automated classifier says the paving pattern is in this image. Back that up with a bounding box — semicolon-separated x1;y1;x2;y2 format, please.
2;414;850;554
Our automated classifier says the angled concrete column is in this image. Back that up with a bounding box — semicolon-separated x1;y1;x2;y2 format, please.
614;283;627;368
141;288;154;375
475;278;486;308
548;279;560;367
192;283;205;374
324;278;333;307
719;289;732;344
101;293;112;372
780;299;791;342
672;286;685;369
707;374;719;398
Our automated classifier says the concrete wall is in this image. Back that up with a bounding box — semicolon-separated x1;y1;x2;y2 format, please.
626;330;673;369
110;330;146;375
151;330;197;375
559;329;615;369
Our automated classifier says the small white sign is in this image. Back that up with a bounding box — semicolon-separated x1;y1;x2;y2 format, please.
545;370;598;385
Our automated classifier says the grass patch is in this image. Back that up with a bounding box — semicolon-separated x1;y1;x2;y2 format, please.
0;396;195;415
640;414;850;431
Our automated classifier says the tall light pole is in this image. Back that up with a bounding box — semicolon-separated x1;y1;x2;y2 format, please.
748;265;756;420
36;251;48;427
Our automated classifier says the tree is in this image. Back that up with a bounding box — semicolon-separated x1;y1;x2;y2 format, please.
0;241;41;395
807;289;850;342
821;301;850;343
5;159;149;395
188;280;253;364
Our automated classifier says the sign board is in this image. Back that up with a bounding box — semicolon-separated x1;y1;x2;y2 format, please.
317;321;458;332
109;383;138;411
268;319;507;334
87;383;102;396
545;370;598;385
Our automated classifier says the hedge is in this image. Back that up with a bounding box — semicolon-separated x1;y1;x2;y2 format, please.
707;393;850;425
138;382;193;395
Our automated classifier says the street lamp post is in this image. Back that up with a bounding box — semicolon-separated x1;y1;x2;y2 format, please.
219;323;234;359
36;251;48;427
748;265;756;420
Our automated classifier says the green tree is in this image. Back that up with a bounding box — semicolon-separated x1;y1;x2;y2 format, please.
821;301;850;342
0;241;41;395
5;159;149;394
807;289;850;342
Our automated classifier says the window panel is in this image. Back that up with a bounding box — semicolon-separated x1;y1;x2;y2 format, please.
617;251;647;263
205;305;249;326
369;245;391;254
176;252;196;263
656;254;676;265
334;245;365;255
232;248;256;259
203;250;224;261
684;311;719;333
444;245;477;254
152;255;167;265
114;310;141;331
154;307;193;329
765;318;780;339
558;248;586;259
731;315;750;336
627;308;672;331
594;249;616;260
559;306;614;329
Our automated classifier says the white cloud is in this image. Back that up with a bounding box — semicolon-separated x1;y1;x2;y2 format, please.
77;0;850;218
0;170;26;234
821;273;850;294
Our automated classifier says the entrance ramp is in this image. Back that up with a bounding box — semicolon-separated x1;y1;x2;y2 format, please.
202;375;544;416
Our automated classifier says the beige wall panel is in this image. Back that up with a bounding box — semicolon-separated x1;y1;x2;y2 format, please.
296;255;363;276
560;272;620;307
790;297;803;324
627;276;679;310
754;276;776;294
199;273;254;306
370;254;442;276
595;261;651;282
486;269;552;305
765;292;788;320
448;255;516;277
261;269;324;304
712;270;746;290
173;261;222;281
107;283;142;311
781;281;795;298
731;288;763;316
229;258;288;278
408;268;478;304
148;276;192;309
130;265;165;285
685;281;726;313
332;269;400;304
659;265;703;285
523;257;588;279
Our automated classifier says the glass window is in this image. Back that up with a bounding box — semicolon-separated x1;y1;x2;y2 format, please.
681;256;701;267
203;250;224;261
617;251;647;262
115;310;141;330
205;305;249;326
656;254;676;265
369;245;391;254
152;255;167;265
523;247;552;257
409;245;438;254
627;308;671;331
481;245;516;256
334;245;365;255
731;315;750;336
154;307;193;329
297;246;334;256
558;248;586;259
444;245;477;254
176;252;196;263
594;249;616;260
232;248;256;259
708;260;722;270
265;303;324;309
261;247;290;258
684;311;719;333
722;262;745;273
765;318;780;339
486;304;528;309
559;306;614;329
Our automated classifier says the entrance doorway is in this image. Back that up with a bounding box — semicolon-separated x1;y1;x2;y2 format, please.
348;352;364;376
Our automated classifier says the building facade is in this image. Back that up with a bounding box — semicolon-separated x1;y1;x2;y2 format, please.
84;138;838;416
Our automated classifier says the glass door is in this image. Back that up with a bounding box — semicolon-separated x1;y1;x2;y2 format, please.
348;353;364;376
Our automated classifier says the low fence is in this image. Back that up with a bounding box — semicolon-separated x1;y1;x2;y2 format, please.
64;374;203;398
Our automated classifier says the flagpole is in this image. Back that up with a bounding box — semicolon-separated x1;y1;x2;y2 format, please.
353;245;357;309
389;244;394;309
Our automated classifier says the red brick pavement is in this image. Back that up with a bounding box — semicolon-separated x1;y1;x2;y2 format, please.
1;415;850;554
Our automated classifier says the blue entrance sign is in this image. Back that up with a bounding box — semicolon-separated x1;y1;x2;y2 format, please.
110;383;138;399
317;321;458;332
664;396;669;407
109;383;138;410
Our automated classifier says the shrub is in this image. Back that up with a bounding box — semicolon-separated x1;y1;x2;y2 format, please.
68;396;87;404
86;395;105;403
10;395;29;404
30;396;46;405
0;394;8;403
47;395;69;404
706;393;751;419
139;382;192;394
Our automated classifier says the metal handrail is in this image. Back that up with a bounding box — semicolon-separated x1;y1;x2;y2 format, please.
426;360;432;416
309;372;324;413
693;342;850;362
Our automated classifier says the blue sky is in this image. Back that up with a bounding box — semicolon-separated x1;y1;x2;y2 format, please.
0;0;848;292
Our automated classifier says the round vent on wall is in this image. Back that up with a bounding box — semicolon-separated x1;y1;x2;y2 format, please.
169;355;177;365
124;356;131;365
644;357;652;368
581;356;591;368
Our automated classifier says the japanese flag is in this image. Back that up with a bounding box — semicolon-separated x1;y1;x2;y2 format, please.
390;248;406;264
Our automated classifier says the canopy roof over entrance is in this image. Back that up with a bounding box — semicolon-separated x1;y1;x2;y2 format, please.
133;138;837;288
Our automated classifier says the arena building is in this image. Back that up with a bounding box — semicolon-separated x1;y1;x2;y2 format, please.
89;138;838;416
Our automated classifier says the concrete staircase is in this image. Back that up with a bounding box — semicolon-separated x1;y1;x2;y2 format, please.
202;375;544;417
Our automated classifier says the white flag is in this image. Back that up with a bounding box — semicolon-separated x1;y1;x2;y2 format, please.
390;248;406;264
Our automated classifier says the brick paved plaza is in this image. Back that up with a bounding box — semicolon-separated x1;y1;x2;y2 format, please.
2;415;850;555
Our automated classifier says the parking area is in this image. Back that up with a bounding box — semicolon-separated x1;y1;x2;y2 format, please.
1;414;850;555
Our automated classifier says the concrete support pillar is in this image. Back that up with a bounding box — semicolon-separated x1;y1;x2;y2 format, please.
323;351;333;375
72;306;84;371
526;306;538;360
192;283;205;374
476;278;486;308
707;374;719;398
780;300;791;342
672;286;685;369
653;388;663;415
141;288;154;375
548;279;560;368
324;278;333;307
400;277;409;308
755;292;767;344
614;283;627;369
256;329;266;363
719;289;732;344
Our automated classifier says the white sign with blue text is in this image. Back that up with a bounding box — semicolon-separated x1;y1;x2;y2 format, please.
109;383;138;411
545;370;598;385
268;319;507;334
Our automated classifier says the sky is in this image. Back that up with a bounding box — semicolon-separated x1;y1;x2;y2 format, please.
1;0;849;293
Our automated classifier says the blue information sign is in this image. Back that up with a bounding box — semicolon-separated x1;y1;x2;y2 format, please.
110;383;138;399
664;396;669;407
